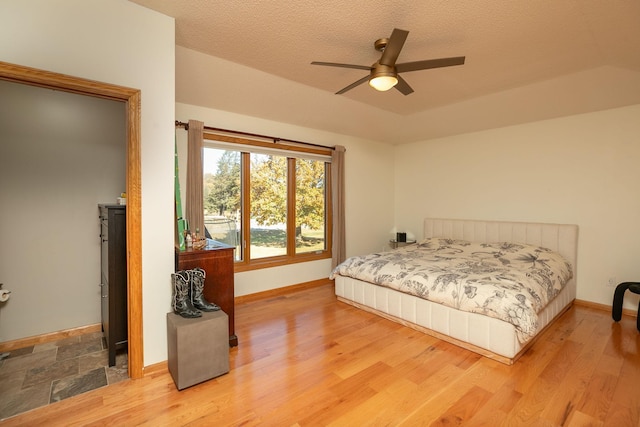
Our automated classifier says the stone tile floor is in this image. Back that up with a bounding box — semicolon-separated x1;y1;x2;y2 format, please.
0;331;128;420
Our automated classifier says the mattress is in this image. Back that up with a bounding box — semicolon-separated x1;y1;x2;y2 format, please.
333;218;578;364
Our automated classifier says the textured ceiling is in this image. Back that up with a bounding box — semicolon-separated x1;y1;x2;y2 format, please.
130;0;640;143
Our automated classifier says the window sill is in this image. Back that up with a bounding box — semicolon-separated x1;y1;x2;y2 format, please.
234;251;331;273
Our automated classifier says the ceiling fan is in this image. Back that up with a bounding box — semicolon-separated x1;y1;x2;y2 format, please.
311;28;465;95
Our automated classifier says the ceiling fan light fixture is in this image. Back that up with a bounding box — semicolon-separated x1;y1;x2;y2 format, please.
369;63;398;91
311;28;465;96
369;75;398;91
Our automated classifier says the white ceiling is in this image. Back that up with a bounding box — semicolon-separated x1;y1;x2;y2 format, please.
130;0;640;144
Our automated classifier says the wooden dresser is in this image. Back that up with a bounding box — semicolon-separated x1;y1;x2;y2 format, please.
175;244;237;346
99;204;127;366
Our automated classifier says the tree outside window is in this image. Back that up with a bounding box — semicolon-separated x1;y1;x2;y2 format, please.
204;146;329;266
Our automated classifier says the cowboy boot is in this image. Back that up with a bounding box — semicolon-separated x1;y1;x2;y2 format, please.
189;268;221;312
172;270;201;318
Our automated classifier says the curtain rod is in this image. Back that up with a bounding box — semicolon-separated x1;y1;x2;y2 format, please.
175;120;335;151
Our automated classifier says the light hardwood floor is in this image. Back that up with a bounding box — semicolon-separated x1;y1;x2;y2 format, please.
2;281;638;426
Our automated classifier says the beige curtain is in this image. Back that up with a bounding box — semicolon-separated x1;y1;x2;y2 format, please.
185;119;204;238
331;145;346;269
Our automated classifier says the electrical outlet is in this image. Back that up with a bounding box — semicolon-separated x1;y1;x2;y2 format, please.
607;277;617;287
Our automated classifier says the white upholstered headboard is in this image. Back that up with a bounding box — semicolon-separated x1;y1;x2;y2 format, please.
424;218;579;298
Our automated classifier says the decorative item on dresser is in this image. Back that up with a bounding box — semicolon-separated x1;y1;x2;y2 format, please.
175;242;237;346
98;204;128;367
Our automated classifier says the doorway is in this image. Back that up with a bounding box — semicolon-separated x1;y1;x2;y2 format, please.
0;61;143;379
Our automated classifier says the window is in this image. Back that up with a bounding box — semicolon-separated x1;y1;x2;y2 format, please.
295;158;327;255
203;135;332;271
249;153;288;259
203;148;241;258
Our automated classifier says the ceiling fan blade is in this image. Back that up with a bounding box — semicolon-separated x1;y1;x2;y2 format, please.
335;75;370;94
396;56;465;73
379;28;409;66
311;61;371;71
394;75;414;95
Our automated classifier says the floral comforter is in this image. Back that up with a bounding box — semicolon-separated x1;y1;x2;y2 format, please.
330;238;573;342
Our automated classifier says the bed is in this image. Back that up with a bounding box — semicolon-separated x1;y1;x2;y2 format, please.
331;218;578;365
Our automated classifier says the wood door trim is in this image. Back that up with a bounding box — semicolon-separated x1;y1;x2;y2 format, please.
0;61;144;379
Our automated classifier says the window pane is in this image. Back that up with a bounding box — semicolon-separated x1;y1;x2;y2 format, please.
295;159;326;254
203;147;242;261
250;153;287;259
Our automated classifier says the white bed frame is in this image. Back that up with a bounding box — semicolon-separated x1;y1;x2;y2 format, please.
334;218;578;365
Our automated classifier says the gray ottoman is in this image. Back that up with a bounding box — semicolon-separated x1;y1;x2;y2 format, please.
167;310;230;390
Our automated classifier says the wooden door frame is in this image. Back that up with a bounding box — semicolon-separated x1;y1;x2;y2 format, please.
0;61;144;379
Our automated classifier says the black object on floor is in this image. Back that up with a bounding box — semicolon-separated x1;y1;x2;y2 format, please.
612;282;640;332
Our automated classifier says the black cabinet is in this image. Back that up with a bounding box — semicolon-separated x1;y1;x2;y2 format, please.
99;204;127;367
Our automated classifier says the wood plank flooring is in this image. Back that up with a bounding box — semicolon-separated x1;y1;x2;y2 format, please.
2;281;638;426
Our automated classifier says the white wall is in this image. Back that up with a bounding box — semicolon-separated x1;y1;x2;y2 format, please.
0;80;125;341
176;102;395;296
0;0;175;365
394;104;640;310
